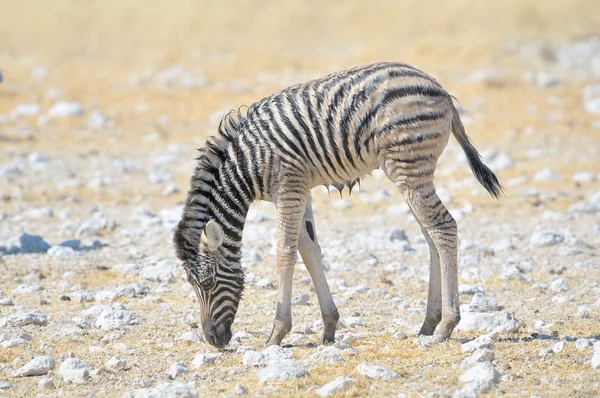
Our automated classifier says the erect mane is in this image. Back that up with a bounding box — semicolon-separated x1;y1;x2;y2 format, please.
173;110;248;262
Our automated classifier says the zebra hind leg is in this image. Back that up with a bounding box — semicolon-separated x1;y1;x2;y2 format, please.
380;149;460;340
298;195;339;344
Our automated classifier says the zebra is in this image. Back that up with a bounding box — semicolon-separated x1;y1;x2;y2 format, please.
173;62;502;348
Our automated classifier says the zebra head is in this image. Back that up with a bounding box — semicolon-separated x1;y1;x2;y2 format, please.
183;220;245;348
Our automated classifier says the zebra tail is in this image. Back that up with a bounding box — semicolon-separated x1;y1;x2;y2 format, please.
451;106;504;199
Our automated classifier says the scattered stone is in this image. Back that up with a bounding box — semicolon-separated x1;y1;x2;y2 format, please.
94;305;133;330
530;231;565;247
166;362;188;379
88;111;108;130
458;285;485;295
534;168;559;182
12;356;55;377
175;331;204;343
255;278;274;289
191;353;220;368
257;359;309;382
49;101;83;117
355;362;399;379
316;377;355;397
457;312;520;334
38;378;55;391
460;349;495;369
105;356;126;372
345;317;364;327
307;347;345;365
575;338;592;351
0;381;11;390
550;278;569;292
162;184;180;197
459;361;500;393
47;245;79;258
573;171;596;183
592;347;600;370
465;293;502;312
128;382;198;398
490;238;515;253
234;384;249;395
583;85;600;115
0;298;14;306
292;293;310;306
13;284;44;294
58;358;90;384
243;345;293;367
462;333;496;353
2;312;50;327
577;306;590;318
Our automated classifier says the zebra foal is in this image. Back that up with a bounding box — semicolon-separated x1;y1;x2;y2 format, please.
174;62;502;348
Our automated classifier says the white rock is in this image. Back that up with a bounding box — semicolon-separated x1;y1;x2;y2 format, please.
490;238;515;252
355;362;399;379
175;331;204;343
534;168;559;182
255;278;274;288
257;359;309;382
243;345;293;367
577;306;590;318
13;356;55;377
12;104;42;117
88;111;108;130
573;171;596;183
316;377;355;397
49;102;83;117
292;293;310;306
552;341;566;353
458;284;485;295
38;378;55;391
550;278;569;292
0;298;14;306
166;362;188;379
530;231;565;247
129;382;198;398
95;307;133;330
591;347;600;369
191;353;221;369
465;293;501;312
485;151;513;173
459;361;500;393
4;312;50;327
462;333;496;353
105;356;126;372
162;184;181;197
583;85;600;115
460;348;495;369
575;338;592;351
58;358;89;384
457;312;520;334
13;284;44;294
47;245;79;258
307;347;345;365
345;317;364;327
139;264;177;283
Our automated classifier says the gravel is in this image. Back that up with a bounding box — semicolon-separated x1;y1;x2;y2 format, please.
12;356;55;377
127;382;199;398
166;362;188;379
191;353;220;368
315;377;355;397
355;363;399;379
529;231;565;247
58;357;90;384
458;361;500;393
257;360;309;382
105;356;127;372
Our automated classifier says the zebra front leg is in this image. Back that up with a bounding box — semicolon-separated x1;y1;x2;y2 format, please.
298;195;339;344
265;190;308;347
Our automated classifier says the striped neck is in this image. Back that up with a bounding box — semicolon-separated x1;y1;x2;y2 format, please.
173;130;254;266
205;155;254;263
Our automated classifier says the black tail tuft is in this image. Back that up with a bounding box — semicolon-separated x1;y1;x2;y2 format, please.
464;150;504;199
451;106;504;199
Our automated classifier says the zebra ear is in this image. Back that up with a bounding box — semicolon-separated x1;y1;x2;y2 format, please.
201;220;224;252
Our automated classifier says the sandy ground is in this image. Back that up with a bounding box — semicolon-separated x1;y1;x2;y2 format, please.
1;0;600;397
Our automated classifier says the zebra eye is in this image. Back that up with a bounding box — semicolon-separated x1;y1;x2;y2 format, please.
201;277;214;290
